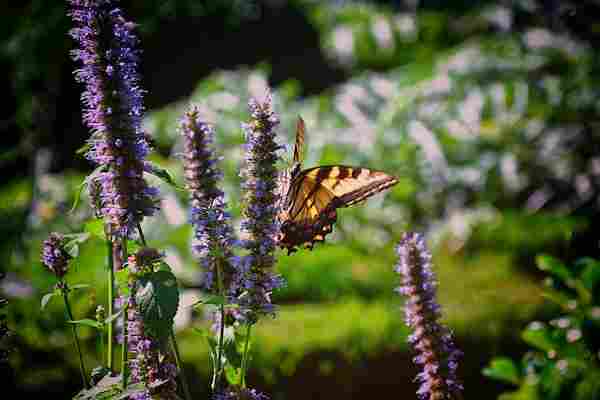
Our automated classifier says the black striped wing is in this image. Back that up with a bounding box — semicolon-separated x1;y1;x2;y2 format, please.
278;165;398;253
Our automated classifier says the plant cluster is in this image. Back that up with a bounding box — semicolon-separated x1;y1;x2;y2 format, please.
31;1;464;400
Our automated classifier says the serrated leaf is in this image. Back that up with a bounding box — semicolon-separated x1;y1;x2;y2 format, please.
483;357;521;385
536;255;571;282
144;162;182;189
522;323;556;352
135;270;180;340
41;291;58;310
68;319;103;330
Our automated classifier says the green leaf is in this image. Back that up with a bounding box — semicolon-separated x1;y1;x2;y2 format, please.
536;255;571;282
135;270;180;340
76;143;91;155
522;322;556;352
63;232;92;258
115;269;130;296
73;374;121;399
40;291;58;310
71;283;91;291
68;319;103;330
497;380;540;400
577;257;600;292
224;364;242;386
69;165;105;213
84;219;106;239
103;308;124;325
74;373;147;400
156;261;173;273
482;357;521;385
144;162;182;189
193;294;227;308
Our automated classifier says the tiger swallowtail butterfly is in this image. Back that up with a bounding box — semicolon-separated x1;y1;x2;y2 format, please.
277;117;399;254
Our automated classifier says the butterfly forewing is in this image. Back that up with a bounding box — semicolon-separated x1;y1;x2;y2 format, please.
301;166;398;208
279;165;398;253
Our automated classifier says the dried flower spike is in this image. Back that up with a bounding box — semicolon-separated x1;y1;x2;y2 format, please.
68;0;159;238
396;232;463;400
41;233;72;278
238;93;285;321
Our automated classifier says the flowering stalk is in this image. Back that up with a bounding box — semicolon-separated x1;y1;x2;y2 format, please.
395;232;463;400
42;233;88;389
180;107;239;297
180;106;241;390
68;0;159;240
68;0;160;385
238;93;285;322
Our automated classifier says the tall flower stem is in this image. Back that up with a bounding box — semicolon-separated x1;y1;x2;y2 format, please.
240;323;252;388
106;237;114;371
121;297;129;390
212;259;226;392
136;222;147;246
61;282;88;389
169;330;193;400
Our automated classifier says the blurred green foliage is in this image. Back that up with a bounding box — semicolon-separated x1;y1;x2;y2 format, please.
483;255;600;400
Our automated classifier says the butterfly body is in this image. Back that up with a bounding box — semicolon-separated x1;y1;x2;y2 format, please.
277;118;399;254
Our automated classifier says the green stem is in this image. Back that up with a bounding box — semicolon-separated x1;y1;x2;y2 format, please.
170;330;193;400
121;298;129;390
240;323;252;388
61;282;89;389
211;259;226;393
99;325;105;368
119;240;129;391
137;222;147;246
106;238;114;371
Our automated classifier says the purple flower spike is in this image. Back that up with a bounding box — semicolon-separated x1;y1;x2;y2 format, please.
396;232;463;400
41;233;72;278
68;0;159;238
180;106;240;296
238;93;285;321
213;386;269;400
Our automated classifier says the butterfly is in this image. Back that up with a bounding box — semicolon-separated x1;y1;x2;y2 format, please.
277;117;399;254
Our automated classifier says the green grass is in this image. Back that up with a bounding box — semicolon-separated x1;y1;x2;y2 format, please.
176;243;543;383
